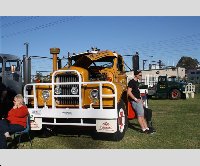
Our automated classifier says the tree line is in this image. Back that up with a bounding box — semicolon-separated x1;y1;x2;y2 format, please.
176;56;199;70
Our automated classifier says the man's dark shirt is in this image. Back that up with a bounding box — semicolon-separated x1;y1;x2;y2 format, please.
128;79;141;101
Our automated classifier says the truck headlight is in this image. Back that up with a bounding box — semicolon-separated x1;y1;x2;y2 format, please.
90;89;99;99
71;86;78;95
55;86;61;95
42;90;50;101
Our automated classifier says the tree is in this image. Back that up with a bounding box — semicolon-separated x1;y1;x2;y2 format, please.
176;56;199;70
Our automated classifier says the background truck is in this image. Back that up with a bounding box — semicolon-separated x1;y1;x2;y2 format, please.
0;54;22;94
147;75;187;99
0;54;22;118
23;47;142;141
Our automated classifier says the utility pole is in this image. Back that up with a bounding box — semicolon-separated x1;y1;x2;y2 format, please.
24;42;29;56
157;60;162;69
143;60;147;70
149;56;153;70
132;52;139;71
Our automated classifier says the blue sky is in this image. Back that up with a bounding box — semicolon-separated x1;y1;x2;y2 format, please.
1;16;200;74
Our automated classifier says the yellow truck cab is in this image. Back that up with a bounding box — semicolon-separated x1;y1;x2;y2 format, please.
24;48;130;141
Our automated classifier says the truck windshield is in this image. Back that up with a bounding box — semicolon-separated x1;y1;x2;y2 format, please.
0;60;20;72
73;56;115;69
89;59;114;68
5;60;20;71
168;77;177;82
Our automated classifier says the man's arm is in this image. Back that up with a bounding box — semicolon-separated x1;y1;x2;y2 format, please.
127;87;141;103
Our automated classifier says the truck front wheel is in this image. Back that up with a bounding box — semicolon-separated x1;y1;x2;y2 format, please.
112;100;128;141
169;89;181;99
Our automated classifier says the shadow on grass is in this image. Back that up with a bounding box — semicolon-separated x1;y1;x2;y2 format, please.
7;126;111;149
31;126;95;138
128;121;142;133
31;125;126;144
31;126;112;141
8;121;150;149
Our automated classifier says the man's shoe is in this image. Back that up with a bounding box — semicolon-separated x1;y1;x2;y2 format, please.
141;130;151;134
149;127;156;133
144;129;154;134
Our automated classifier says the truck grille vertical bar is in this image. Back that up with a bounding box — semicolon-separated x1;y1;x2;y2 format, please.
56;72;79;105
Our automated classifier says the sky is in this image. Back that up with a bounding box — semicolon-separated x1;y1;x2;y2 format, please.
1;16;200;75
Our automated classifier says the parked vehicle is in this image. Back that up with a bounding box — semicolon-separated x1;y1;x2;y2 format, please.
0;54;22;118
0;54;22;94
23;48;144;141
147;75;188;99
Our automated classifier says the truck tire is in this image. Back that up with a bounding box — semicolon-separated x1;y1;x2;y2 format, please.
93;100;128;141
169;89;181;99
112;99;128;141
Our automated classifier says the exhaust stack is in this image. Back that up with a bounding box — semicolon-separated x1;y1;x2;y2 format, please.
50;48;60;72
23;55;31;85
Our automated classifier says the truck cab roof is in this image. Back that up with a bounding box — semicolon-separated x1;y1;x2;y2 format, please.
0;54;20;62
70;50;120;69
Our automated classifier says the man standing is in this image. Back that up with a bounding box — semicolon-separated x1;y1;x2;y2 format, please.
127;70;153;134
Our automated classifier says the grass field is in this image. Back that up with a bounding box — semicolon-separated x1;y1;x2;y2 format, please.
17;93;200;149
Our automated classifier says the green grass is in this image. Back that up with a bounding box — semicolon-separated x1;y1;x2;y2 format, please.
18;94;200;149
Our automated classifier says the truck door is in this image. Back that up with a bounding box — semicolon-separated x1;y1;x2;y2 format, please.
117;56;127;85
157;76;168;94
3;59;22;94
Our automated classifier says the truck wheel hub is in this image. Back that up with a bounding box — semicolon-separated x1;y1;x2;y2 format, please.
118;108;125;133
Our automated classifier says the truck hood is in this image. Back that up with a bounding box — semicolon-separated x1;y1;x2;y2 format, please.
73;50;117;69
86;50;117;61
67;66;89;81
173;81;188;86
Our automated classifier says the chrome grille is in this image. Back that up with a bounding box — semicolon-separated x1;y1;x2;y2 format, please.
56;73;79;105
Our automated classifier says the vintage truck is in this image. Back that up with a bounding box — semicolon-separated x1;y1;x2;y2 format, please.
23;48;140;141
147;75;188;99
